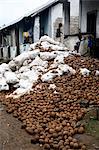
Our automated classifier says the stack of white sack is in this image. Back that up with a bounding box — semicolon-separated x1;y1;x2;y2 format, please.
0;35;81;98
0;77;9;91
9;50;40;71
0;63;11;74
30;35;68;51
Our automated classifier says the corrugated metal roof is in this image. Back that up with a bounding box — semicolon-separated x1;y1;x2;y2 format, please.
0;0;65;31
0;16;24;31
26;0;60;17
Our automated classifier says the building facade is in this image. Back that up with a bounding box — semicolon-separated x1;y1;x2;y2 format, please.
0;0;71;60
79;0;99;57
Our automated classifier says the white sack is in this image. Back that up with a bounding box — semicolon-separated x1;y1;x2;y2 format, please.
80;68;90;76
0;63;10;74
0;77;9;91
41;71;57;82
48;84;56;90
8;88;31;99
9;50;40;70
49;44;67;51
27;50;40;60
30;42;40;50
29;56;48;68
51;51;69;58
19;66;30;73
40;52;57;61
95;70;99;76
54;55;64;64
18;79;33;89
40;41;51;50
56;64;76;75
40;35;60;45
4;71;19;84
20;70;39;83
23;59;32;66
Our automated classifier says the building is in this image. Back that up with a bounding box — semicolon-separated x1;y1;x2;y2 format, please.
79;0;99;57
0;0;79;61
70;0;79;35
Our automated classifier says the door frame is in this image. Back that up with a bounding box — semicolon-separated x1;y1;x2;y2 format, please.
87;10;97;37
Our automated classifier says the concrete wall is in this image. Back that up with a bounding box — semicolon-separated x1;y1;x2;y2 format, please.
48;8;52;37
64;35;79;50
2;47;8;59
69;0;79;34
10;46;17;59
32;2;70;42
80;0;99;38
34;16;40;42
0;46;17;60
96;11;99;38
70;16;79;34
11;29;16;47
69;0;79;17
63;2;70;36
19;25;24;44
51;3;63;39
40;10;49;36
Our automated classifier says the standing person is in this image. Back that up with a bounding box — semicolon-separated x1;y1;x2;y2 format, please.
78;29;82;41
74;30;82;53
88;35;93;57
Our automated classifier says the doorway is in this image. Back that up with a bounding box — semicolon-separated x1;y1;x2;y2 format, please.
39;9;49;38
87;10;97;37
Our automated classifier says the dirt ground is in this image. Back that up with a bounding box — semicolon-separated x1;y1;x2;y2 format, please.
1;101;99;150
0;102;41;150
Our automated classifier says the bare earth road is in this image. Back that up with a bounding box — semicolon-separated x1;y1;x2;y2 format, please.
0;102;41;150
0;102;99;150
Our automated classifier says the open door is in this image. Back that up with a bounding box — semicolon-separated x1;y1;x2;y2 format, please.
87;10;97;37
39;9;49;38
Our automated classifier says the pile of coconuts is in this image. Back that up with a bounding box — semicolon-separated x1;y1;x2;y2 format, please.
0;55;99;150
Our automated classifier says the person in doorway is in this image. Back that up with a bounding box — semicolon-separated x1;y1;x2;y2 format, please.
74;30;82;53
88;35;94;57
56;23;63;43
78;29;82;41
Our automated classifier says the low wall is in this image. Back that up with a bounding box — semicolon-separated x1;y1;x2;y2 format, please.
64;35;79;51
0;46;17;61
70;16;79;35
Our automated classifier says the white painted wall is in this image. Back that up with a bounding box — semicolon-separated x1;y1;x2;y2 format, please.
11;29;16;46
48;8;52;37
34;16;40;42
19;26;24;44
64;2;70;35
51;3;63;38
96;11;99;38
3;47;8;59
80;1;99;38
69;0;79;34
69;0;79;17
6;35;11;46
10;46;17;59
